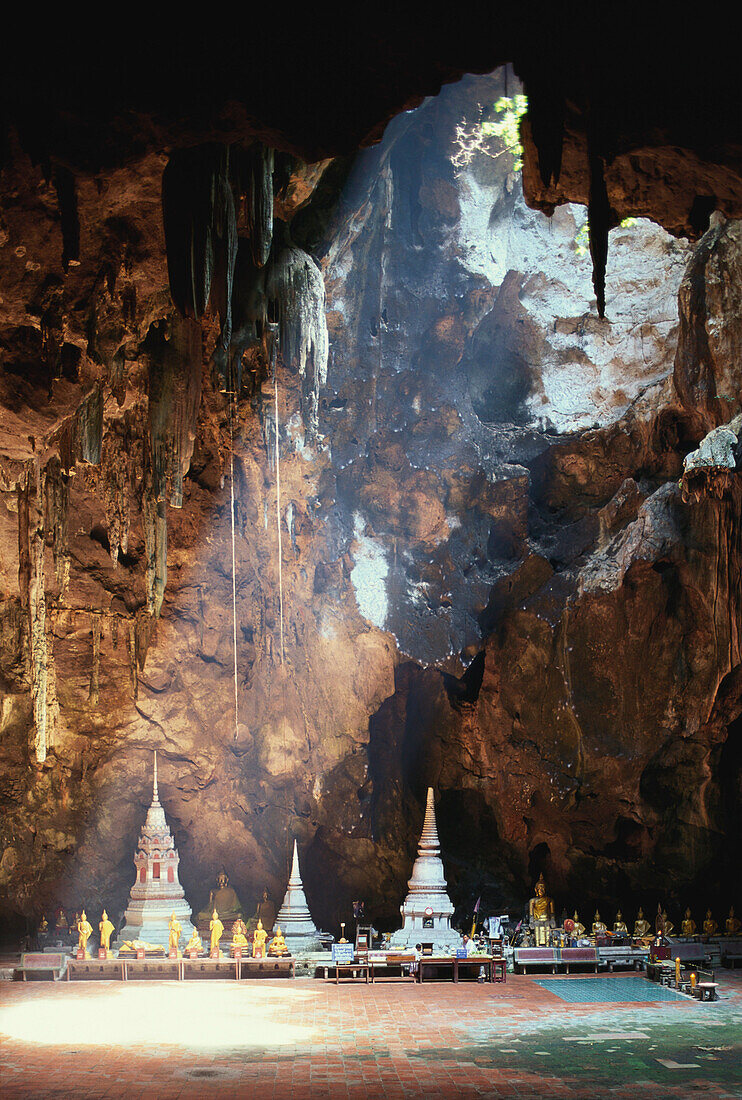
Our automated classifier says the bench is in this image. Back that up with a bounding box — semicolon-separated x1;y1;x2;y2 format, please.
560;948;598;974
17;952;67;981
333;962;369;984
369;953;416;982
514;948;558;974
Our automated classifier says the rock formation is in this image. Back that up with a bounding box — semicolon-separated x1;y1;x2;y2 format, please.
0;49;741;944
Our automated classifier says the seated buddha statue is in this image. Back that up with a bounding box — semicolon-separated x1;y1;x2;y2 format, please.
231;918;247;940
572;910;586;938
197;872;244;925
231;928;249;955
592;910;607;936
613;910;628;937
681;907;697;935
251;888;276;934
662;910;674;937
528;874;555;946
725;907;741;935
633;907;652;941
268;926;290;956
252;919;268;958
185;929;203;954
55;908;67;932
703;908;718;936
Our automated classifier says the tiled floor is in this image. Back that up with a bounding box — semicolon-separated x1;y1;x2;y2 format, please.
0;970;741;1097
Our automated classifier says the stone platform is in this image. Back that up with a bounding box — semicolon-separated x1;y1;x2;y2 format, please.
0;970;740;1097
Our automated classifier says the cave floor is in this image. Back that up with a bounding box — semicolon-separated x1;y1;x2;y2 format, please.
0;970;740;1098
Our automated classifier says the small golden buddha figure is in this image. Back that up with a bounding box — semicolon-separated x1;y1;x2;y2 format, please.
55;908;67;931
592;909;607;935
703;908;718;936
572;910;586;937
252;918;268;957
725;906;741;935
198;872;244;925
613;910;628;937
268;926;290;956
633;907;652;940
231;929;249;954
209;909;224;955
168;912;182;954
231;918;247;939
528;874;555;946
681;907;697;936
77;910;93;956
662;910;674;937
185;929;202;954
99;910;115;955
39;915;48;934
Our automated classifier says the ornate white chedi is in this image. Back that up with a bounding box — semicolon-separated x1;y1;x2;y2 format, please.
114;752;195;949
390;787;461;952
276;839;322;952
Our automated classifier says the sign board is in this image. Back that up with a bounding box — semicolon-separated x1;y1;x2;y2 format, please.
332;943;354;964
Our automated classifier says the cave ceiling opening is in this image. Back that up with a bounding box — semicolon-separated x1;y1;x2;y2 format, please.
0;22;741;942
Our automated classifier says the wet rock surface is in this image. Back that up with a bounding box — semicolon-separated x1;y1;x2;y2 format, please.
0;70;740;940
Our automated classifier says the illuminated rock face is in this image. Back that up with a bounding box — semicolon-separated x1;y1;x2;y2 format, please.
114;755;195;949
390;788;460;953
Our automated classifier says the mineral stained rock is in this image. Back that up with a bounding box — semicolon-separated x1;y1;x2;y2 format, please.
0;69;740;938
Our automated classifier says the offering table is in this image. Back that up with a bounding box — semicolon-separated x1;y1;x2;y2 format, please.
417;955;499;983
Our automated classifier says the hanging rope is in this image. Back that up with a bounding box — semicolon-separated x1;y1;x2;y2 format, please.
228;396;239;738
273;339;286;665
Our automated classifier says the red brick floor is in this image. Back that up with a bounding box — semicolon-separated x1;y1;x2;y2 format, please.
0;971;741;1097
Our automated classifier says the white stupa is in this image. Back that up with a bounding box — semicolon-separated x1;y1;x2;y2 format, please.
276;839;322;953
390;787;461;952
114;752;195;949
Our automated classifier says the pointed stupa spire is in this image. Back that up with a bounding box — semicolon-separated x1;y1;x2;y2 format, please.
419;787;440;852
276;838;321;952
145;750;166;831
153;750;160;803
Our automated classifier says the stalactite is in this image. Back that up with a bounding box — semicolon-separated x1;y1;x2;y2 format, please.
265;222;328;436
225;239;267;394
111;612;119;649
522;72;565;188
587;146;611;319
240;142;274;268
88;613;102;706
143;490;167;618
126;619;138;699
144;315;202;508
51;164;80;272
58;386;104;472
101;432;131;564
135;608;156;672
43;456;69;597
162;144;237;358
18;465;48;763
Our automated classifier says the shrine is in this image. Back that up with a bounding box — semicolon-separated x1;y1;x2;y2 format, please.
390;788;460;953
275;840;323;954
114;753;196;950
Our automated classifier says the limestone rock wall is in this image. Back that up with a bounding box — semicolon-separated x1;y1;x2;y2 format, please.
0;70;740;938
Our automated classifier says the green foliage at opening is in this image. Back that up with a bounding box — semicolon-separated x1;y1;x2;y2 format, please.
480;95;529;172
574;217;638;256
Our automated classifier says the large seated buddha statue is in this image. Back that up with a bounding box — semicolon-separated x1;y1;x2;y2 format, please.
632;907;652;942
528;874;555;946
197;872;245;926
681;907;697;935
703;908;718;936
726;907;741;935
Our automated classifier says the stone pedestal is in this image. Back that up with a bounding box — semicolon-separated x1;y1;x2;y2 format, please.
276;840;323;953
114;752;195;950
390;787;461;954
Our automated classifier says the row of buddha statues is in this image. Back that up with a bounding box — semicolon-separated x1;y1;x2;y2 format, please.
527;874;741;946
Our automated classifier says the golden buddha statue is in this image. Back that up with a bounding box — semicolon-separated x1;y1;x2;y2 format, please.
681;907;697;935
39;915;48;934
572;910;586;937
185;929;202;954
77;910;93;956
119;939;163;954
252;888;276;934
70;911;81;936
198;872;244;925
613;910;628;937
662;910;674;937
703;908;718;936
55;908;67;931
231;918;247;939
209;909;224;955
633;907;652;940
528;874;555;946
592;909;607;935
231;929;249;954
268;926;290;956
725;907;741;935
168;912;182;953
252;918;268;957
99;910;115;955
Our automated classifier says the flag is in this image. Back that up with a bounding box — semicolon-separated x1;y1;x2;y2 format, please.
470;897;481;937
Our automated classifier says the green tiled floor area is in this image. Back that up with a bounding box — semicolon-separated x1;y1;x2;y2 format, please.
535;975;687;1002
